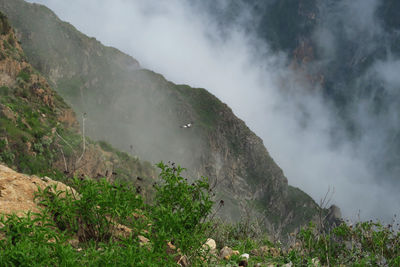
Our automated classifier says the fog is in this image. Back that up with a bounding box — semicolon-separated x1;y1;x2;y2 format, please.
26;0;400;222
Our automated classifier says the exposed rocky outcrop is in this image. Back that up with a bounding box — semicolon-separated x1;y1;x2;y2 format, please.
0;163;75;216
0;11;156;200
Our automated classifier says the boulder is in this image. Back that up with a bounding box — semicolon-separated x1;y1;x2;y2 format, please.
0;164;76;216
240;253;250;259
202;238;217;255
203;238;216;250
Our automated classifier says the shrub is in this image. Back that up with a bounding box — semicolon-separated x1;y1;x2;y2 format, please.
16;70;30;83
35;178;144;243
0;212;73;266
151;162;214;259
0;162;215;265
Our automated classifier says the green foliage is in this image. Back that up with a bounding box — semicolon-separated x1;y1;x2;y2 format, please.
0;212;72;266
0;12;11;35
35;178;144;243
0;86;9;95
290;221;400;266
210;218;271;251
16;70;31;83
0;138;15;165
0;162;215;266
151;162;214;257
1;162;400;266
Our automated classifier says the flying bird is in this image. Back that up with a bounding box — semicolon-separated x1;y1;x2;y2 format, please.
180;122;194;129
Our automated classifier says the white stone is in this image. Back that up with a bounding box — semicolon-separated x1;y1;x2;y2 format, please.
203;238;217;250
240;253;250;259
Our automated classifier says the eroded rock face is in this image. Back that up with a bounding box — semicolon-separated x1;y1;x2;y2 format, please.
0;164;75;216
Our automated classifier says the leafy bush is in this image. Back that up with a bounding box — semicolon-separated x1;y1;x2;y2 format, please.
0;212;73;266
35;178;144;243
151;162;214;258
1;162;213;265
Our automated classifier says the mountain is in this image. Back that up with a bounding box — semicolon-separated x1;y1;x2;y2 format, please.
0;0;327;235
0;11;156;198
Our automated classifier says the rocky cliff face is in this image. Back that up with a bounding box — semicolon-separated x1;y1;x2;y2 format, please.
0;12;156;199
0;0;322;235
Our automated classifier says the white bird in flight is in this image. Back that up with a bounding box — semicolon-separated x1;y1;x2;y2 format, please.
180;122;193;128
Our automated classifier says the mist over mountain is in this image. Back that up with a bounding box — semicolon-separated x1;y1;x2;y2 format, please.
22;0;400;221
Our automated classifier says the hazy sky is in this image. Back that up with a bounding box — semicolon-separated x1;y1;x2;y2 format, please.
26;0;400;222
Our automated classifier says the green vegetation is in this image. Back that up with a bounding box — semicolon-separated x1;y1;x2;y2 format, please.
0;79;66;176
0;163;215;266
1;163;399;266
0;63;154;182
0;12;11;35
151;162;213;255
16;69;31;83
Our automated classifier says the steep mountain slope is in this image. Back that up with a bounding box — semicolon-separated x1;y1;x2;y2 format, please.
194;0;400;187
0;0;324;235
0;12;156;196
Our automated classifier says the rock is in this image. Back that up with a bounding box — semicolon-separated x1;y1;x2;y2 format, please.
240;253;250;259
311;257;321;267
326;205;342;226
0;164;77;216
282;262;293;267
203;238;216;250
138;235;150;246
219;246;234;260
202;238;217;255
